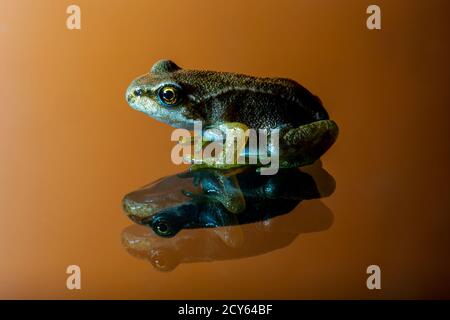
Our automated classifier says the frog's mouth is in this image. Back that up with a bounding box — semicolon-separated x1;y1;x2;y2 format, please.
122;198;158;224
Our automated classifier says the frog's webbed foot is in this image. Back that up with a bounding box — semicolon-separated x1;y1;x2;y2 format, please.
182;169;247;214
207;172;246;214
278;120;339;168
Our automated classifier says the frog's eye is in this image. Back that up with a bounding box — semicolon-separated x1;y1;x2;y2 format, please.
153;219;175;237
155;221;170;234
157;85;182;106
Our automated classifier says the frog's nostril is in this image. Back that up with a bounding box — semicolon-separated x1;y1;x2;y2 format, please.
134;88;144;96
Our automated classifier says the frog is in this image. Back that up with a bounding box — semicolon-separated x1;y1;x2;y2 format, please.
125;59;339;171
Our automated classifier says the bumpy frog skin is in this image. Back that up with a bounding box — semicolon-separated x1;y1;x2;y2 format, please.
126;59;339;169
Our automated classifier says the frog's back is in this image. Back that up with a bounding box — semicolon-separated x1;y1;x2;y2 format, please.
173;69;329;129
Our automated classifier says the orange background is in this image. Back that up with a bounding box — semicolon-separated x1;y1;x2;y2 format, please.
0;0;449;299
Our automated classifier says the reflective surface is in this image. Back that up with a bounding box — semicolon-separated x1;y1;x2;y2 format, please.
1;0;450;299
121;201;334;272
121;162;335;272
122;162;335;237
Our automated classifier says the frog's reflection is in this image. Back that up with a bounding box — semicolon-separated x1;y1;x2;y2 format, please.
123;161;335;237
121;161;335;271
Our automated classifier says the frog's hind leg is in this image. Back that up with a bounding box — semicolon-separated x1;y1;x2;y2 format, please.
278;120;339;168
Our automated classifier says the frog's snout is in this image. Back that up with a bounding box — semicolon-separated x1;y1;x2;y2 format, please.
126;83;141;104
122;197;157;224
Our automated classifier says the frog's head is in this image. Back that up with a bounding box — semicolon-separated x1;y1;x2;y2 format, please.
126;59;201;129
122;172;198;225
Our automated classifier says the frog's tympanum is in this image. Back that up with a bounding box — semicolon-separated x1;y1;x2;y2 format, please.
122;161;335;238
126;59;339;170
121;163;334;271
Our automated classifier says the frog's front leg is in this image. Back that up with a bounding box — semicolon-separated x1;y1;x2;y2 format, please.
178;122;243;148
185;122;250;171
277;120;339;168
183;168;246;214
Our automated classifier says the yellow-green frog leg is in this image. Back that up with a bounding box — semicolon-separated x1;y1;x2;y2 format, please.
185;122;250;171
183;168;246;214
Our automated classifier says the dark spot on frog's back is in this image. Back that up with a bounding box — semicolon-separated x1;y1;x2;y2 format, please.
151;59;181;75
